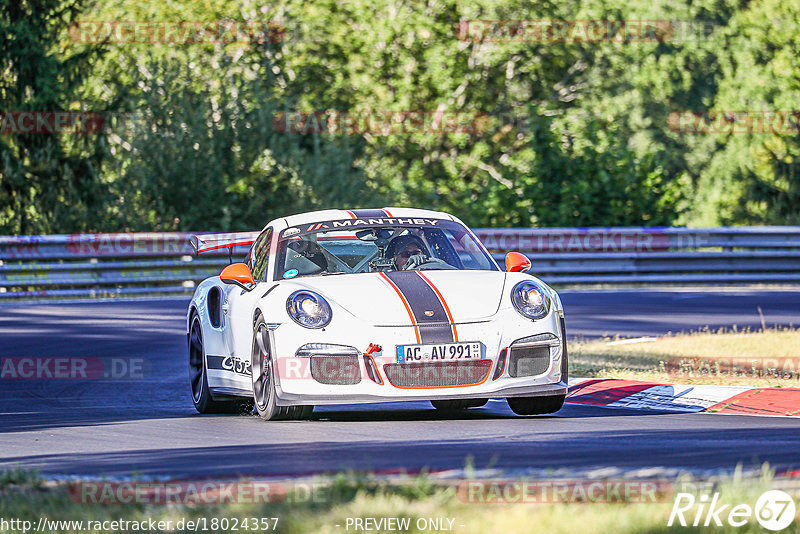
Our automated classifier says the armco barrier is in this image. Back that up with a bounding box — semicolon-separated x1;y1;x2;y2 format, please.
0;233;249;299
0;227;799;299
477;227;800;284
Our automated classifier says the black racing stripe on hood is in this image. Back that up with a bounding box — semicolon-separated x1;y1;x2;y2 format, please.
418;323;455;344
383;271;454;343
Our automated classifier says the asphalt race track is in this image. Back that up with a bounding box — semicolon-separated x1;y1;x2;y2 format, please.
1;289;800;479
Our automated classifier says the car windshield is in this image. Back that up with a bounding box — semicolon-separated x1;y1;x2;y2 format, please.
275;218;498;279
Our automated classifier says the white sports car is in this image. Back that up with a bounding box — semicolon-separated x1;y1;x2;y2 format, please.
188;208;568;420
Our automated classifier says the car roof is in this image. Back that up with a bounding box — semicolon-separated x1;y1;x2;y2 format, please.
271;207;457;229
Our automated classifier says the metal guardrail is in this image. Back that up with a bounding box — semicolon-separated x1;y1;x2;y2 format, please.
0;233;241;299
1;227;799;299
477;227;800;284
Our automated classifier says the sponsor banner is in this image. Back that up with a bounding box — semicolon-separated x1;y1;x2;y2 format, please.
68;21;285;44
0;111;103;134
273;110;490;135
457;479;675;503
667;110;800;135
0;357;148;380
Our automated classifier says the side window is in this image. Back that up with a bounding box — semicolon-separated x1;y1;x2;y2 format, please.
250;228;273;281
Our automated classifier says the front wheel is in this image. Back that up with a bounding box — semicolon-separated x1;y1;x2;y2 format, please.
251;314;314;421
507;394;565;416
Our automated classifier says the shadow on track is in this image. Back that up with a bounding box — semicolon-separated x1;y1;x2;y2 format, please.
4;420;800;479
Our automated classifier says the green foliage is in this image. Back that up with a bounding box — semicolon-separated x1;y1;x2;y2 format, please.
104;55;370;231
690;0;800;225
1;0;798;233
0;0;110;234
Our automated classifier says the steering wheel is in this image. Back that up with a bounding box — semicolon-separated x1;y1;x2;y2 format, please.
402;254;457;271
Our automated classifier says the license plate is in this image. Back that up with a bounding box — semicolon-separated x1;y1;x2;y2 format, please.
396;342;482;363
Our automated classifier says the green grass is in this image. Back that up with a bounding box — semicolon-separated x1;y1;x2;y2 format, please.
0;467;41;487
1;468;799;533
569;327;800;387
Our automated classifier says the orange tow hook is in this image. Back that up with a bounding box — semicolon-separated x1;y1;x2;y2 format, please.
363;344;383;384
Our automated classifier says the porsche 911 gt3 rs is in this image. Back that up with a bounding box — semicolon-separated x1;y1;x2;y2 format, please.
187;208;568;420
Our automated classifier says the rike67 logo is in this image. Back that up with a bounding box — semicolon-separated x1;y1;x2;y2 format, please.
669;490;796;530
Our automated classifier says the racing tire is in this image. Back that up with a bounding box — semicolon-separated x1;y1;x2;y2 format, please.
189;312;253;414
296;405;315;419
251;314;314;421
431;399;488;411
507;394;565;416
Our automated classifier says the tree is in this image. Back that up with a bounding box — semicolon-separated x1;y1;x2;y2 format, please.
0;0;109;234
690;0;800;224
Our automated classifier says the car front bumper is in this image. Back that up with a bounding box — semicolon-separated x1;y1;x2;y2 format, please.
269;306;568;406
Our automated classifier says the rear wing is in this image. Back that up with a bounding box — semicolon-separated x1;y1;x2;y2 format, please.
190;231;261;255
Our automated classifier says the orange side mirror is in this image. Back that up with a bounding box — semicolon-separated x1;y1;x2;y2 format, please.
220;262;255;290
505;252;531;273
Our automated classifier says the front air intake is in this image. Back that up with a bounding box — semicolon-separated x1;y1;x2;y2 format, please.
309;355;361;385
383;360;492;387
508;345;551;377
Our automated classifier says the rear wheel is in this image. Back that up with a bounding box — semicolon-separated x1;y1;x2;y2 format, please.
431;399;488;411
252;314;314;421
189;313;252;414
507;394;565;416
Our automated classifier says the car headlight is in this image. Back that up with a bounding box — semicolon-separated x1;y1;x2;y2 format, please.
287;290;332;328
511;281;551;320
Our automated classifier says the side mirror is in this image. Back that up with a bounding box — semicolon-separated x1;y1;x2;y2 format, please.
220;262;255;291
505;252;531;273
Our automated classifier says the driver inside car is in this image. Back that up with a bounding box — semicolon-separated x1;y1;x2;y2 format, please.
387;234;446;270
